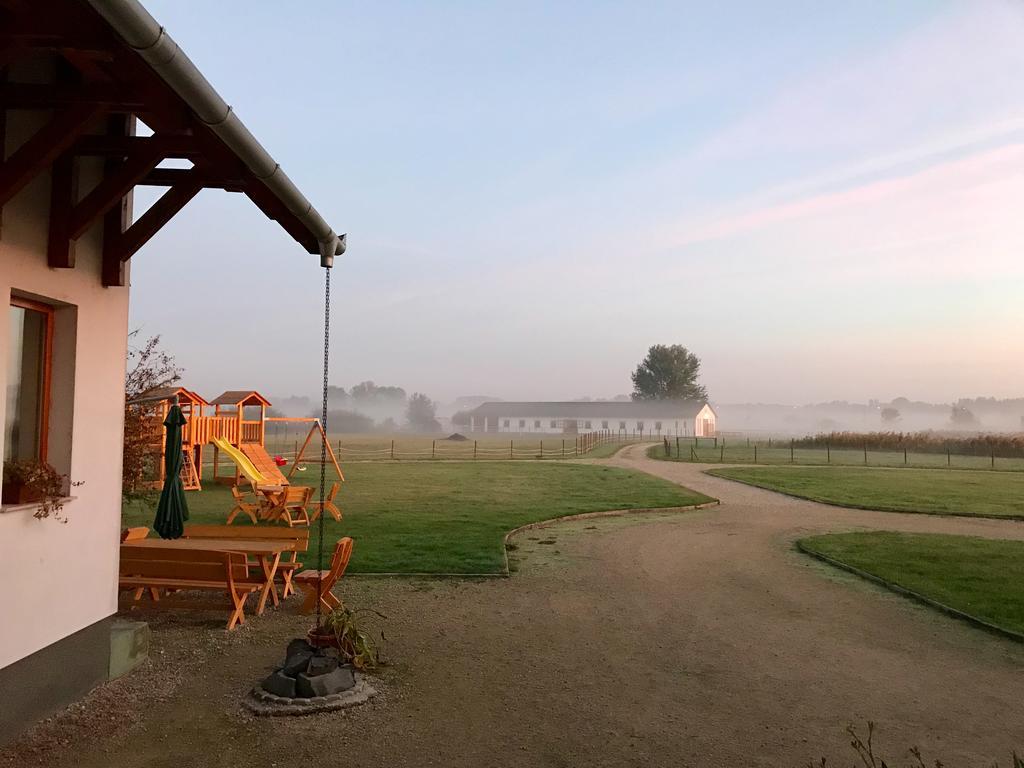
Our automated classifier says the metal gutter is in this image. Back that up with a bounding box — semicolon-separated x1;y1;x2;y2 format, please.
83;0;344;267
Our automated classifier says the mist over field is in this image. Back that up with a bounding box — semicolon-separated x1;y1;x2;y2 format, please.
125;0;1024;434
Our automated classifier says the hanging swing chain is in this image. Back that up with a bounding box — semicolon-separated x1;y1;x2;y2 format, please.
315;267;331;631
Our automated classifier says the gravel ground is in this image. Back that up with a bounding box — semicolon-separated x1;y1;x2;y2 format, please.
3;444;1024;767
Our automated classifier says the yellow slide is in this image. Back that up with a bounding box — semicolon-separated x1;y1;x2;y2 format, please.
211;436;271;487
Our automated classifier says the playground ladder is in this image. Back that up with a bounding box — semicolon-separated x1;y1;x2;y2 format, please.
180;448;201;491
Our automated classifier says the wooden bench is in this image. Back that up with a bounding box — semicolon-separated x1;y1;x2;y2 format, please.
184;525;309;598
119;546;258;630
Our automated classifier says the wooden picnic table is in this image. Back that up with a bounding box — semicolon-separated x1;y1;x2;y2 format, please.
121;537;295;614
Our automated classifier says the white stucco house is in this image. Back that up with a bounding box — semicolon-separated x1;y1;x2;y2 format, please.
467;400;717;437
0;0;344;743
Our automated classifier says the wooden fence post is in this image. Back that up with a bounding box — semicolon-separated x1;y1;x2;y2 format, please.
826;443;830;464
562;439;565;458
790;439;794;464
540;440;544;459
904;447;907;466
391;439;394;459
474;440;477;460
754;445;758;464
947;446;951;467
676;436;680;459
720;444;724;462
432;439;436;459
863;442;867;465
510;440;514;459
991;451;995;469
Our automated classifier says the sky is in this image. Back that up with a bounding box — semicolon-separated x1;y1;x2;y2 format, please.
128;0;1024;406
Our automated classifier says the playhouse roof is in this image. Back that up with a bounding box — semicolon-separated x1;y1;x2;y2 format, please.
128;386;209;406
210;391;272;407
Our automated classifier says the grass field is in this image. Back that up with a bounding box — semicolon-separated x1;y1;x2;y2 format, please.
649;442;1024;472
124;461;712;574
799;531;1024;635
261;431;627;462
708;466;1024;519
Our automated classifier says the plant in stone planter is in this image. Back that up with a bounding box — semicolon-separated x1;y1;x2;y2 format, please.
315;604;387;671
1;459;79;521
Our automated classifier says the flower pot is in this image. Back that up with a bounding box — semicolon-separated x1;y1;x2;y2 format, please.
307;627;341;650
1;482;43;506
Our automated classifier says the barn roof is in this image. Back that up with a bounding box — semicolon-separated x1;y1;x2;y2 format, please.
468;400;713;419
210;390;272;407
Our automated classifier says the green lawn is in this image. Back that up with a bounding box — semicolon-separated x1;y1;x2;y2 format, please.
581;441;637;459
708;466;1024;519
799;531;1024;636
125;462;712;574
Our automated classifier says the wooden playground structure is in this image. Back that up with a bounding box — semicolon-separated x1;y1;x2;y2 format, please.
127;388;342;492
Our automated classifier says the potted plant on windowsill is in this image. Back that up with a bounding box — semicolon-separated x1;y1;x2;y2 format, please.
1;459;77;521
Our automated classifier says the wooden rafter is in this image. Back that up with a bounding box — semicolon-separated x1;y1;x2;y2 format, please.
0;82;138;109
139;166;244;190
65;138;164;240
46;151;78;268
0;101;103;207
74;133;197;159
107;168;204;269
100;113;133;287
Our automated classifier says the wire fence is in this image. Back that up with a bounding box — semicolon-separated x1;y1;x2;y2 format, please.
263;430;627;463
657;435;1024;472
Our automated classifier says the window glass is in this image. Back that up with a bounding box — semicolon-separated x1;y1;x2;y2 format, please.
534;420;540;428
601;421;608;429
550;420;557;428
518;419;525;428
619;421;626;429
584;420;591;429
5;302;50;462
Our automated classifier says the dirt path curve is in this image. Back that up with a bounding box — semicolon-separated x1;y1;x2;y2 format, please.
5;445;1024;768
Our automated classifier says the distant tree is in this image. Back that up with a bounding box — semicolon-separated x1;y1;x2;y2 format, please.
950;405;978;427
406;393;441;432
451;410;471;427
880;407;901;423
631;344;708;401
325;409;374;433
377;417;398;434
123;333;182;504
350;381;406;405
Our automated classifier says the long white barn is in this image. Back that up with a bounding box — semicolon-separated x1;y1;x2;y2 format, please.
467;400;717;437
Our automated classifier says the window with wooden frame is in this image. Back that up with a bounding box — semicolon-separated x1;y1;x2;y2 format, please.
4;297;54;463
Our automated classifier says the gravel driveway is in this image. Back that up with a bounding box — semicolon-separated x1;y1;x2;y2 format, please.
4;444;1023;767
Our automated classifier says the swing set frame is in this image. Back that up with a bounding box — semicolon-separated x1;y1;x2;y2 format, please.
264;417;344;481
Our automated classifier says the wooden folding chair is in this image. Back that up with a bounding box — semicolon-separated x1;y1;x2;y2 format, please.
292;537;353;615
265;486;313;527
309;481;342;522
227;484;262;525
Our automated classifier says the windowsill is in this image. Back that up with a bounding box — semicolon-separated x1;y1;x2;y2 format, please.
0;496;77;514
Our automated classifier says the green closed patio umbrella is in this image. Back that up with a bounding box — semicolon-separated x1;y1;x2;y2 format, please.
153;403;189;539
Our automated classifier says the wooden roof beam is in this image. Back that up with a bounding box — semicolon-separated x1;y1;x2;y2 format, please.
0;100;104;208
107;168;204;269
0;82;141;110
66;137;165;239
73;133;198;159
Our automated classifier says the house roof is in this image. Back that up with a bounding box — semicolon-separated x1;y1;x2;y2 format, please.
0;0;344;286
468;400;713;419
127;386;208;406
210;390;272;407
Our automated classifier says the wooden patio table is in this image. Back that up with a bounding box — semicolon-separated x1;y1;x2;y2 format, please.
121;538;295;614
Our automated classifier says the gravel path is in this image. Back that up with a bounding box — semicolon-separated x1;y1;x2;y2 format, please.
4;445;1023;767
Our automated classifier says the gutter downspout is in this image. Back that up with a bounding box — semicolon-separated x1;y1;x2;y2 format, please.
83;0;345;264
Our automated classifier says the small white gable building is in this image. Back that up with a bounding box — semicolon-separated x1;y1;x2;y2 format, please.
467;400;717;437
